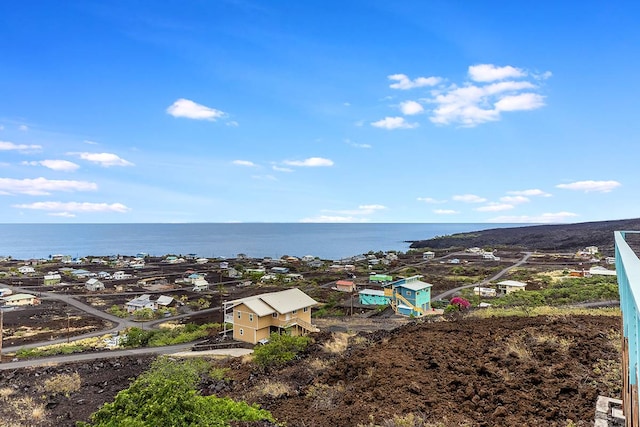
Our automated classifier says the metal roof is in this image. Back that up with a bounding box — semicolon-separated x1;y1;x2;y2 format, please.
2;293;36;301
156;295;174;306
395;280;432;291
497;280;527;287
230;288;318;315
359;289;386;296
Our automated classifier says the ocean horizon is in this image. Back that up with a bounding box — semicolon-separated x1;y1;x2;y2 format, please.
0;222;529;261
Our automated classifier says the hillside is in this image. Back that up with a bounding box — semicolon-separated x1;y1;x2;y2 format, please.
409;217;640;253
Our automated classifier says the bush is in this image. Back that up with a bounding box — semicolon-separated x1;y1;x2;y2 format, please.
43;372;81;397
80;358;274;426
253;333;311;368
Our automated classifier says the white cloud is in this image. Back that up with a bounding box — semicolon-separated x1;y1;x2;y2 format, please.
12;201;130;213
475;203;514;212
495;93;545;111
166;98;227;121
345;139;371;149
452;194;487;203
380;65;549;127
488;211;578;223
556;180;621;193
49;212;76;218
232;160;256;167
468;64;526;82
0;141;42;152
371;116;418;130
324;204;386;216
0;177;97;195
388;74;441;90
399;100;424;115
24;160;80;172
83;140;99;145
417;197;446;204
500;195;530;204
507;189;551;197
73;152;134;167
283;157;334;167
299;215;369;223
272;165;293;172
434;209;459;215
226;120;239;127
18;124;29;131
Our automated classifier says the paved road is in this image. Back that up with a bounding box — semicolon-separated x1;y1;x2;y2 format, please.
431;251;533;301
1;284;222;353
0;343;196;370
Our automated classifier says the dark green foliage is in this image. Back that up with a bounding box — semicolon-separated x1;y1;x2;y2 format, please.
491;276;618;308
253;333;311;368
79;358;274;427
122;323;219;348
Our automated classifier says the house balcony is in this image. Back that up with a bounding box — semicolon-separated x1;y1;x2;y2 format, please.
613;231;640;426
272;316;319;333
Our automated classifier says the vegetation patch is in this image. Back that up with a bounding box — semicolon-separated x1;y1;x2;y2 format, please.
122;323;220;348
253;333;312;368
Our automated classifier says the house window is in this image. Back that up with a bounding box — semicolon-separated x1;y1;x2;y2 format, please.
237;312;241;319
292;309;297;314
239;329;243;335
249;314;254;322
272;313;278;318
406;290;412;296
303;307;308;312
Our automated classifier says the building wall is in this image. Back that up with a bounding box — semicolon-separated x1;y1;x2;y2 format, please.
359;293;390;305
232;302;314;344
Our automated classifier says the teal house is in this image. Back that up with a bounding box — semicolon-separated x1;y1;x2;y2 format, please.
384;275;432;317
358;289;391;306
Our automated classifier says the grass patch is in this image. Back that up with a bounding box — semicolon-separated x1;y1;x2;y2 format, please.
322;332;352;354
255;379;293;398
470;306;620;319
43;372;82;397
122;323;220;348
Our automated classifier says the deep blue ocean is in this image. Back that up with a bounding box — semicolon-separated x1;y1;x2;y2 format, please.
0;223;524;261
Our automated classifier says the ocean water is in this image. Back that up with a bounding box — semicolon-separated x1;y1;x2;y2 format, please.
0;223;521;261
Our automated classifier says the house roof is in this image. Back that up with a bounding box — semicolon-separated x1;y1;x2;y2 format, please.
497;280;527;288
2;293;36;302
359;289;386;297
389;275;432;291
336;280;354;286
156;295;174;306
230;288;318;316
126;294;152;306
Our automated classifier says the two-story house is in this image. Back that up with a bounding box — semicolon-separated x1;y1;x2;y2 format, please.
225;288;319;345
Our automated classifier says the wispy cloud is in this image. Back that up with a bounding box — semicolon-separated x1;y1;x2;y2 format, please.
12;201;130;213
417;197;446;204
488;211;578;223
507;189;551;197
371;116;418;130
325;204;387;215
299;215;369;223
500;195;530;204
468;64;526;82
18;124;29;132
0;141;42;153
399;100;424;115
452;194;487;203
388;74;441;90
23;159;80;172
433;209;459;215
0;177;97;195
345;139;371;149
283;157;334;167
83;140;99;145
556;180;621;193
475;203;514;212
72;152;134;167
251;174;277;181
166;98;227;121
232;160;257;167
272;165;293;172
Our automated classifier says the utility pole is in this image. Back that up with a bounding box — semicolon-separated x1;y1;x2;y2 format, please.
66;313;70;344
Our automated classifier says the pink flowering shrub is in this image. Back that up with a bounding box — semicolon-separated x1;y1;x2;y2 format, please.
450;297;471;310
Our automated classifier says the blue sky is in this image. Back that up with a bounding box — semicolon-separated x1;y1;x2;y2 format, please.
1;1;638;224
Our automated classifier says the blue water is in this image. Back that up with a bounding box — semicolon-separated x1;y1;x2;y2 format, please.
0;223;522;261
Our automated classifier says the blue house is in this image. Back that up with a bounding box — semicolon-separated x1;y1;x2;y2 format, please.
384;275;432;317
359;289;391;306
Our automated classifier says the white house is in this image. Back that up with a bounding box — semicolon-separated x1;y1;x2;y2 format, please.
192;277;209;291
43;273;62;285
589;266;617;276
473;286;497;297
423;251;435;260
2;293;40;306
585;246;599;255
497;280;527;294
85;278;105;292
113;271;132;280
0;288;13;297
125;294;155;313
18;266;35;275
302;255;316;263
196;258;209;264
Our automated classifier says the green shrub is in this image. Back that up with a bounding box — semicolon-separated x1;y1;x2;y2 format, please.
107;305;129;318
80;358;273;427
253;333;311;368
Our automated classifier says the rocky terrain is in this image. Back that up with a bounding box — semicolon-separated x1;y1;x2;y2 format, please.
0;313;621;426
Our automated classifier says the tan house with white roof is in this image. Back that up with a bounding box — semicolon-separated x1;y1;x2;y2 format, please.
226;288;319;344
